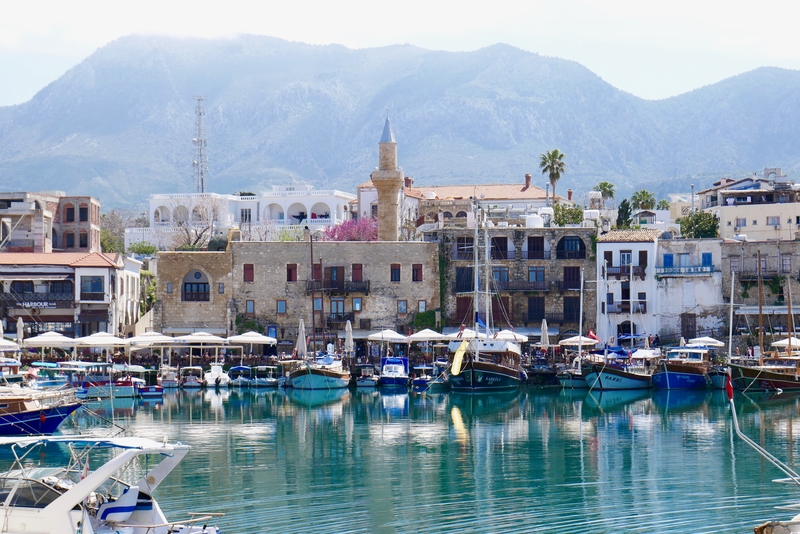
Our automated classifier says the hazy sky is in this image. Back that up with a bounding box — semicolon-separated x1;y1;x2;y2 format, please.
2;0;799;107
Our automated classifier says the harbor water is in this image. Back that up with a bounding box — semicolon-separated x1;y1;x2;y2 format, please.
59;388;800;533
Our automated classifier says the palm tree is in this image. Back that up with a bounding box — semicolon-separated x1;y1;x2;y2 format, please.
631;189;656;211
539;149;566;202
593;181;615;209
656;199;670;210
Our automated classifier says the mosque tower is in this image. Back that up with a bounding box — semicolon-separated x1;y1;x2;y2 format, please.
371;118;405;241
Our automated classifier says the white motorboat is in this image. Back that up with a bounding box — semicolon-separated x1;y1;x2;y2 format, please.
354;364;379;388
251;365;279;387
228;365;252;387
0;436;223;533
203;364;230;388
158;365;180;388
180;366;204;388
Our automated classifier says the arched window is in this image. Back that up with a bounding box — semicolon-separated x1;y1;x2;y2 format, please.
456;211;467;218
182;271;210;302
556;236;586;259
443;211;453;219
79;231;88;248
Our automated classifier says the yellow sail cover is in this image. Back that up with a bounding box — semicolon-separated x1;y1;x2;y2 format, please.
451;340;469;376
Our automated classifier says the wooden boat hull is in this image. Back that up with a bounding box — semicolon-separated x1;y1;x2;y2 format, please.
583;365;651;390
449;360;522;392
707;366;728;390
557;371;589;389
652;361;708;390
729;363;800;391
0;401;81;435
289;367;350;390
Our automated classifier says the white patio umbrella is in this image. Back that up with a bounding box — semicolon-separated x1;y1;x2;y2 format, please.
367;329;410;342
23;331;78;361
15;317;23;345
771;337;800;348
540;319;550;348
444;328;486;341
559;336;596;348
0;338;19;351
688;336;725;348
295;320;307;359
227;331;278;362
408;329;446;342
492;329;529;342
344;320;354;355
74;332;128;346
127;330;177;366
175;332;228;366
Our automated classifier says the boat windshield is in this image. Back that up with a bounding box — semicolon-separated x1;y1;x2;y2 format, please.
0;478;63;508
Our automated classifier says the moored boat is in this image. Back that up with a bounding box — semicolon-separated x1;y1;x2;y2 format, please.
354;364;379;388
379;357;409;389
0;386;81;435
0;435;223;533
288;355;350;390
651;347;711;389
448;338;523;392
158;365;180;388
729;358;800;391
251;365;279;387
583;362;651;390
203;364;231;388
180;366;204;388
228;365;252;387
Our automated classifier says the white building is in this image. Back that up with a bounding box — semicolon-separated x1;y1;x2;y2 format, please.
125;185;356;250
596;230;661;346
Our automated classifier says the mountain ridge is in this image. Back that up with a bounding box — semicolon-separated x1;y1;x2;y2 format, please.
1;35;799;208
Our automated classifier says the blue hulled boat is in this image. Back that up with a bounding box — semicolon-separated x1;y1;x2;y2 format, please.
651;347;711;390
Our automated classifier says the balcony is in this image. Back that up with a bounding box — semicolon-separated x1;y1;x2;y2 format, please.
557;281;581;291
80;292;105;302
326;312;354;324
491;250;515;260
738;268;780;282
494;280;550;292
526;313;579;324
604;265;647;280
522;250;551;260
453;250;474;261
0;292;74;309
655;265;714;276
606;300;647;314
556;250;586;260
306;279;370;294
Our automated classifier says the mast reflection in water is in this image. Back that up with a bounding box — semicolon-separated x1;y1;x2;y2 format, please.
53;388;800;533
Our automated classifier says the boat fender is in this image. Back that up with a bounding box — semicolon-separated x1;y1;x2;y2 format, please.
39;412;46;424
215;377;221;386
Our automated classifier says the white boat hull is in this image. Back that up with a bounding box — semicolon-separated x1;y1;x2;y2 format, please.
290;369;350;390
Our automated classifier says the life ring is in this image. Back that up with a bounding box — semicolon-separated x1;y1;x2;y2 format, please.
39;412;46;424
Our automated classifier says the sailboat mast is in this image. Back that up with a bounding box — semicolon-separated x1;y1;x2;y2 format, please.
788;275;793;355
310;232;317;358
758;249;763;365
578;268;584;359
484;213;491;340
727;271;735;361
473;199;480;363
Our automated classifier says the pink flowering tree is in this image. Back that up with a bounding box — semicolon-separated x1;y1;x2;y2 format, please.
318;218;378;241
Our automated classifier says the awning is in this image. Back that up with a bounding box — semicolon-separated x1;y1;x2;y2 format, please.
736;306;792;316
162;327;227;336
0;274;72;281
336;329;409;341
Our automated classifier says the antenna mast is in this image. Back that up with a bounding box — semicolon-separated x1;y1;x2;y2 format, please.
192;96;208;193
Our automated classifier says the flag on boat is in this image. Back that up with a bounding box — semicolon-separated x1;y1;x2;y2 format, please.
587;330;600;341
81;457;90;480
476;315;487;329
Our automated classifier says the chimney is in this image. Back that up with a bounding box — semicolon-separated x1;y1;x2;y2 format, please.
524;174;531;189
567;189;573;201
404;177;413;188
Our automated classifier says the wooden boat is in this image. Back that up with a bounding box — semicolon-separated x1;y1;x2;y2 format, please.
729;357;800;391
228;365;252;387
583;362;651;390
251;365;279;387
0;386;81;435
448;338;523;392
651;347;711;389
288;355;350;390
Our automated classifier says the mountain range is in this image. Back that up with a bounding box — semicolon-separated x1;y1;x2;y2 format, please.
1;34;800;209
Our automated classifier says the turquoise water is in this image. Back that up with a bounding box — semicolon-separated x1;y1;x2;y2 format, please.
76;388;800;533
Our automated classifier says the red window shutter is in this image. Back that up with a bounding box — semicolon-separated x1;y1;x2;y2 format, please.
244;264;254;282
352;264;362;282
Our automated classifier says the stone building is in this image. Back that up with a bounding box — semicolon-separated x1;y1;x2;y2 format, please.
154;240;440;352
0;191;101;253
426;221;597;341
720;239;800;350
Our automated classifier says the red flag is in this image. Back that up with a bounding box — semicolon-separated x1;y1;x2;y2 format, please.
725;372;734;401
587;330;600;341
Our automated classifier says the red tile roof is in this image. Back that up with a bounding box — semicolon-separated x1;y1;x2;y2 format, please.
0;252;120;268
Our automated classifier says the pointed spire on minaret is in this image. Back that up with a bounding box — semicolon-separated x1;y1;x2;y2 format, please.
380;117;395;144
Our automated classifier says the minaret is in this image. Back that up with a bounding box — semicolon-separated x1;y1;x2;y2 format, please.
371;118;404;241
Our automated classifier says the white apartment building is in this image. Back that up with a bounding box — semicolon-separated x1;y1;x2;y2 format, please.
125;185;356;250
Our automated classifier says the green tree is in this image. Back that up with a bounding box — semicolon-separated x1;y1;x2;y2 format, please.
656;199;670;210
139;270;157;315
553;203;583;226
616;199;632;229
593;181;615;208
128;241;158;256
678;210;719;238
539;149;566;201
631;190;656;210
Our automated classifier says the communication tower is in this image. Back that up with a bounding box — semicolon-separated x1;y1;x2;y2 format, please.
192;96;208;193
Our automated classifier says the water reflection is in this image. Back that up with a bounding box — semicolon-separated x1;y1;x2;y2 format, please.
52;387;800;533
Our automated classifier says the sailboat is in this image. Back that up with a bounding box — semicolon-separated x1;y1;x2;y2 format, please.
447;200;524;392
728;253;800;391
